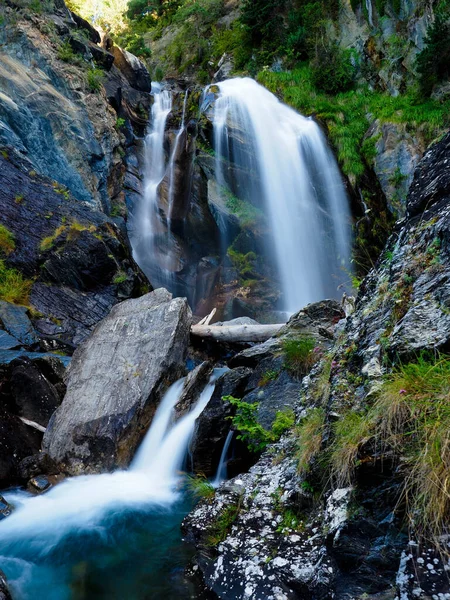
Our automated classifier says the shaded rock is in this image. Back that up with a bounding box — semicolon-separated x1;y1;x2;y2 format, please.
396;545;450;600
0;330;20;351
17;452;59;481
241;356;299;429
0;153;148;348
43;289;192;474
0;302;38;347
190;367;252;476
112;46;151;92
228;337;282;369
0;497;12;520
184;446;335;600
69;11;101;43
8;357;62;427
0;349;70;368
88;42;115;70
174;361;213;418
407;131;450;218
0;569;12;600
365;120;425;219
279;299;345;338
28;475;51;493
0;410;42;487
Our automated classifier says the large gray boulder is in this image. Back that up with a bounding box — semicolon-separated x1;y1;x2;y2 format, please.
42;289;192;474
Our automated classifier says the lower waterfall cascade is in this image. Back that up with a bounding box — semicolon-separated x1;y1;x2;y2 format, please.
0;371;224;599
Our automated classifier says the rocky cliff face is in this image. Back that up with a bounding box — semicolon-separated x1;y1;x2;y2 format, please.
0;0;156;485
183;131;450;600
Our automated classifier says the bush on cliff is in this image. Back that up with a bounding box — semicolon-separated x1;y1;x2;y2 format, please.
416;7;450;96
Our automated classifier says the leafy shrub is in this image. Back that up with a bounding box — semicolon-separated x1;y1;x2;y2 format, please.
311;44;356;94
86;68;104;92
224;395;295;453
57;42;81;64
416;8;450;96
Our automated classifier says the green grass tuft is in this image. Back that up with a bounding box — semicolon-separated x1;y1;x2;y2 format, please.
0;224;15;256
185;474;216;500
0;260;32;305
282;336;318;377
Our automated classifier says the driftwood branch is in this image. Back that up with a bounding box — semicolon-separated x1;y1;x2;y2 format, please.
197;308;217;326
190;323;283;343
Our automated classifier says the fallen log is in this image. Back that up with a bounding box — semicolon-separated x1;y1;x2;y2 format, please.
190;323;284;343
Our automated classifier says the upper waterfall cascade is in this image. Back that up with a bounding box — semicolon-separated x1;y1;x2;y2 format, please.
212;77;353;313
129;83;173;284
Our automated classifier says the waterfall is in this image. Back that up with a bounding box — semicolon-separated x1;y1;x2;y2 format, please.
212;430;234;487
129;82;172;281
212;77;353;314
365;0;373;26
0;371;222;598
167;90;189;223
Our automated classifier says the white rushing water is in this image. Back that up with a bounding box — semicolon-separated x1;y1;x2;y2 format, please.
130;83;172;279
0;371;222;563
167;90;189;224
212;77;353;313
212;430;234;488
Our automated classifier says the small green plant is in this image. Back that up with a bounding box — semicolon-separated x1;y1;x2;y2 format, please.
53;183;70;200
0;224;15;256
57;42;81;64
40;222;95;252
115;117;126;129
258;369;279;387
185;474;215;500
207;503;241;546
40;225;67;252
224;396;295;453
282;336;318;377
113;270;128;285
86;68;104;92
15;194;24;204
276;508;304;534
0;260;32;305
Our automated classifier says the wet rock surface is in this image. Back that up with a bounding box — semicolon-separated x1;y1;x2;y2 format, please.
43;289;192;474
0;152;148;347
184;135;450;599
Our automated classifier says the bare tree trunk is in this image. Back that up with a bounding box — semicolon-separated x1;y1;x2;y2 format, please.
190;324;283;343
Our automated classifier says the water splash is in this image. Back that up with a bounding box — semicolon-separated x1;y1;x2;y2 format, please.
0;371;223;598
212;77;353;313
212;430;234;487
